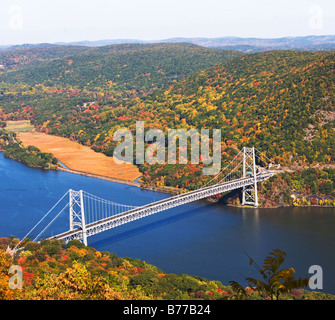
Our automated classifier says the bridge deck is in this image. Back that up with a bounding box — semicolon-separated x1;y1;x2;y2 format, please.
52;172;272;243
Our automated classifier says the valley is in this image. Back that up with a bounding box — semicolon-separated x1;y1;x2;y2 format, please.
1;0;335;303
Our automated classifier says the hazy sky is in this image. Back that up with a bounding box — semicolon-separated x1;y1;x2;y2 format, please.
0;0;334;45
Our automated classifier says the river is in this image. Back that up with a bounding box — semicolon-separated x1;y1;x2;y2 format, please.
0;152;335;294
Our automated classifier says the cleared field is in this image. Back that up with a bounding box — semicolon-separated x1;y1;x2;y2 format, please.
6;120;35;132
17;131;141;182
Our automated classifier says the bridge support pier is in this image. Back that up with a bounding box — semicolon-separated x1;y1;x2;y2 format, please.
242;147;259;207
69;189;87;245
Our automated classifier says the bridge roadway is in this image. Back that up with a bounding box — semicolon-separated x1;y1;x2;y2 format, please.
51;172;273;243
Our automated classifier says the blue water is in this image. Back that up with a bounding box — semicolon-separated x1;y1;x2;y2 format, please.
1;152;335;294
57;160;70;170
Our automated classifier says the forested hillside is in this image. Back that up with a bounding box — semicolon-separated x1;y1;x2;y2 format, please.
0;47;334;205
142;50;335;165
0;43;241;98
0;45;90;70
1;237;333;300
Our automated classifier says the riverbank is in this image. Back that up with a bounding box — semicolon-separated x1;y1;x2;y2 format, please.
56;165;190;197
2;147;334;209
3;148;333;209
61;165;334;209
56;165;141;188
3;124;334;209
3;237;334;300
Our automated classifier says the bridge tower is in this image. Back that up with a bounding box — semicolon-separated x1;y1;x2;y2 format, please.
69;189;87;245
242;147;259;207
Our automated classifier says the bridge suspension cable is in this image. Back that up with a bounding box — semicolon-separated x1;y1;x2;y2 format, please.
254;148;275;166
81;191;138;225
216;155;245;184
14;190;140;248
202;147;277;189
202;148;244;188
14;146;277;248
33;202;69;242
14;190;70;250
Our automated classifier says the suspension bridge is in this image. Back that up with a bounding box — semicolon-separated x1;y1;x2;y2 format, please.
15;147;279;248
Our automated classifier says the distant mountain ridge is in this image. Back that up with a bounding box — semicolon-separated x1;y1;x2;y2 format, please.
0;42;241;102
2;35;335;53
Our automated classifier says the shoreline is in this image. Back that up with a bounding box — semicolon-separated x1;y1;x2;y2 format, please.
56;165;335;209
56;165;186;196
56;165;142;188
2;149;334;209
226;203;335;209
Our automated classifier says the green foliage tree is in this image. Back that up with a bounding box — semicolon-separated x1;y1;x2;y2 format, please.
229;249;309;300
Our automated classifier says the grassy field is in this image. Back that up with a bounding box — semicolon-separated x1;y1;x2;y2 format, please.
5;120;35;132
5;121;141;182
17;131;141;181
